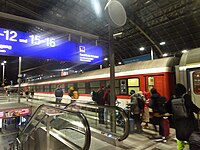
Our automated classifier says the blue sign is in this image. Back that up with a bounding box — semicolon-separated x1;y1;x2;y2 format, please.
0;27;102;64
78;43;102;64
122;54;151;64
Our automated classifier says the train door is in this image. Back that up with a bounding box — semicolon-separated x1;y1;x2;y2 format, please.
144;75;165;96
188;69;200;108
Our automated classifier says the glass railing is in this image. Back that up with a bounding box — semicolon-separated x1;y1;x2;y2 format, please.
14;104;91;150
65;101;130;142
4;94;130;143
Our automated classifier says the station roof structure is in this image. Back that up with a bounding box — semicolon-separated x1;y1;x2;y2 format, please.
0;0;200;83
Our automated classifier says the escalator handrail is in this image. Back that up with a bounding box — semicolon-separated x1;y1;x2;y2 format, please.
17;104;91;150
66;101;130;142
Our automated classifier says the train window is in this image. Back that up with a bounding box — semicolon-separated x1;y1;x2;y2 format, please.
38;85;43;92
90;81;99;92
61;84;65;89
105;80;119;87
78;82;85;94
115;80;119;87
120;79;127;94
193;72;200;94
148;77;154;91
128;78;140;94
106;81;110;87
90;81;100;87
78;88;86;94
115;88;119;95
51;84;57;92
44;85;49;92
78;82;85;88
68;83;74;88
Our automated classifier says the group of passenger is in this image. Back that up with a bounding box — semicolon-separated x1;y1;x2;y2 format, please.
54;85;79;107
129;84;200;149
92;83;200;150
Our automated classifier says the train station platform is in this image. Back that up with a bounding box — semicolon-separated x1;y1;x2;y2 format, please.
0;95;182;150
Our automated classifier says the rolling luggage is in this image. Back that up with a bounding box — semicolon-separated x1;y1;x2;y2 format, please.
161;117;170;138
189;113;200;150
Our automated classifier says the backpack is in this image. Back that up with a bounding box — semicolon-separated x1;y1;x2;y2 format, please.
154;96;167;114
137;97;145;110
92;90;98;102
171;95;188;118
55;88;63;97
97;89;105;104
73;91;79;99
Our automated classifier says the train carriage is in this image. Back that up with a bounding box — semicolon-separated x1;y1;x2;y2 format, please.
14;57;178;108
8;48;200;109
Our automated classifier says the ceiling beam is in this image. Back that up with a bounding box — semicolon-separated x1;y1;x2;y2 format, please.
0;11;99;39
128;18;163;56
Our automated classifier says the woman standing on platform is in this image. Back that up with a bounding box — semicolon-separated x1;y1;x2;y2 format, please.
166;83;200;150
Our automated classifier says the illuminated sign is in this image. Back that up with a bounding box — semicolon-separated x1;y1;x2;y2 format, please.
0;27;102;64
78;43;102;64
0;27;77;61
0;108;30;118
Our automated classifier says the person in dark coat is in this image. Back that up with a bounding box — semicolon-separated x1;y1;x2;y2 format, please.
166;83;200;150
97;84;105;124
55;85;64;107
150;88;163;139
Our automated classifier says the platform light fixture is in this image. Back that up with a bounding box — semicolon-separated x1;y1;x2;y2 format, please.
118;62;122;65
145;0;152;4
113;32;123;37
163;53;168;57
181;50;188;53
139;47;145;51
104;58;108;61
160;42;166;45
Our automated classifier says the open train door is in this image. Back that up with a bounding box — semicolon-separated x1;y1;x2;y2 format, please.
144;75;165;97
188;69;200;108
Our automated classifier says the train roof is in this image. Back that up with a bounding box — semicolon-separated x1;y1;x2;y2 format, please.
19;57;179;86
179;47;200;66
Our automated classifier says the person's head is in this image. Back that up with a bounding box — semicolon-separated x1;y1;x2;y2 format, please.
69;87;74;91
106;84;110;89
57;85;61;89
150;88;157;94
100;84;105;89
130;90;135;95
174;83;186;97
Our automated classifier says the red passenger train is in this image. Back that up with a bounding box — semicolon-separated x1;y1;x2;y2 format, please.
10;48;200;109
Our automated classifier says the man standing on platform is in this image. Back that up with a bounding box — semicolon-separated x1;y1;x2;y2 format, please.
55;85;64;107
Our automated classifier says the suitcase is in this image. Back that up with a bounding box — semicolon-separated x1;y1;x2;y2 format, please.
161;117;170;138
129;118;134;133
189;113;200;150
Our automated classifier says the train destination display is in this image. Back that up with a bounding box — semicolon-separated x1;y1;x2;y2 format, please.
78;43;102;64
0;27;102;64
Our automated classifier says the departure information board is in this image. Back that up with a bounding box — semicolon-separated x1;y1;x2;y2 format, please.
0;27;102;64
78;43;102;64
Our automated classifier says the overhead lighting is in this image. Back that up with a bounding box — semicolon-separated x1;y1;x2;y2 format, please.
160;42;166;45
163;53;168;57
182;50;188;53
145;0;152;4
118;62;122;65
91;0;102;18
139;47;145;51
104;58;108;61
113;32;123;37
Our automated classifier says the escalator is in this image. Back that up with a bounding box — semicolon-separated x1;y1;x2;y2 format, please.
12;104;91;150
